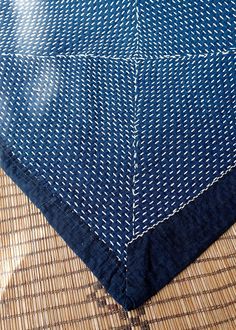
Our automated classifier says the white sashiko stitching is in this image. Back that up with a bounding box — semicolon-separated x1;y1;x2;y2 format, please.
0;0;235;264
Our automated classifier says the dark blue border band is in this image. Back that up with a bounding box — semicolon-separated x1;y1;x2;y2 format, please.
0;142;135;310
127;166;236;308
1;140;236;310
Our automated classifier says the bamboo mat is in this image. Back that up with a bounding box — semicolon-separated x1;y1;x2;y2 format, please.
0;169;235;330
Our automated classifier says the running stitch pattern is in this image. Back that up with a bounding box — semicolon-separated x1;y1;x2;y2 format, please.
0;0;235;265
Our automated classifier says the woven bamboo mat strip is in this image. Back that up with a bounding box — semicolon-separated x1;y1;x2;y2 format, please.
0;169;235;330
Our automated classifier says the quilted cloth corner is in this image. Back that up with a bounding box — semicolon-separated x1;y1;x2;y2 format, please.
0;0;236;310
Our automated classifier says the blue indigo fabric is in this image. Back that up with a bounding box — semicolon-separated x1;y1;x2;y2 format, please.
0;0;236;310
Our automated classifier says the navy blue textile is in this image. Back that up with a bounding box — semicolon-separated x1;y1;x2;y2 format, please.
0;0;236;310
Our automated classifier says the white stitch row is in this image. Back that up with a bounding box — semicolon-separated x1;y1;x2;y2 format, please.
128;161;236;245
0;49;235;61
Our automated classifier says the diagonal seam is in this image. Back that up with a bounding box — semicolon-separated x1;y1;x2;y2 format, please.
128;161;236;245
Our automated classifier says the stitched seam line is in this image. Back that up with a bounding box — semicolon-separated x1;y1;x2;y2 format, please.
132;0;140;235
0;49;235;61
132;60;139;239
128;161;236;245
0;53;133;61
124;0;140;305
